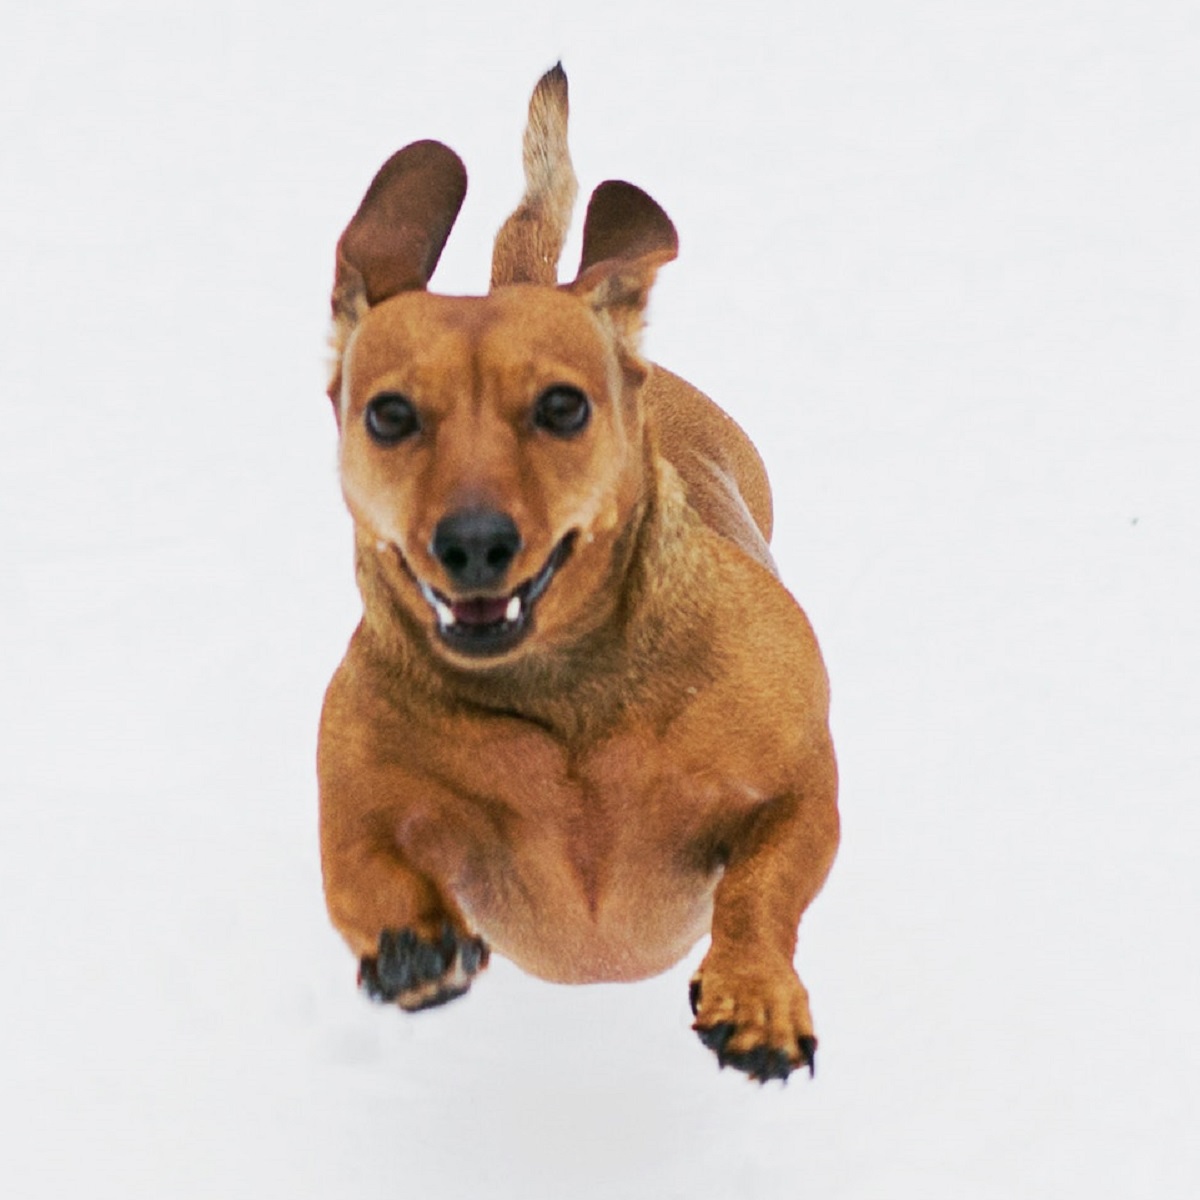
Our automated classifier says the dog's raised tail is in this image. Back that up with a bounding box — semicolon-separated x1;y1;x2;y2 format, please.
490;63;578;288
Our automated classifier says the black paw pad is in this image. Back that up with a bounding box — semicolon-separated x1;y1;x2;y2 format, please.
693;1023;818;1083
720;1043;799;1083
357;924;489;1009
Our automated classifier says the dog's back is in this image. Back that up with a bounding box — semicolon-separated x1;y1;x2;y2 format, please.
491;66;776;574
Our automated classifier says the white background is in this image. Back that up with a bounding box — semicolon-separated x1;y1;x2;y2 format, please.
2;1;1198;1196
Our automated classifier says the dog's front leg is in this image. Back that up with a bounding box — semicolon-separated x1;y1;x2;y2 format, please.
319;655;489;1012
691;747;839;1082
321;827;489;1012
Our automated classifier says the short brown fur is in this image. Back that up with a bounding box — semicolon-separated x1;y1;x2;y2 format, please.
319;66;839;1081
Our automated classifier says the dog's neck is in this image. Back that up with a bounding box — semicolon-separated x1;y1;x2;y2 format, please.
353;431;719;745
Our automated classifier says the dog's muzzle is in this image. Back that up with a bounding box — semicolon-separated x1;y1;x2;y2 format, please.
417;532;576;658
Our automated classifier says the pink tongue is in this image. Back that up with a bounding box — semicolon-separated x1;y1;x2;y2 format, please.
451;597;511;627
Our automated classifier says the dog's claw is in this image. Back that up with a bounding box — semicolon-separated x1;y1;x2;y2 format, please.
358;923;489;1009
695;1021;736;1063
798;1035;817;1078
357;954;387;1002
459;934;488;976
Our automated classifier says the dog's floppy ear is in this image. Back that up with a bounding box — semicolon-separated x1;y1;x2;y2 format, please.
328;140;466;404
335;139;467;306
568;181;678;361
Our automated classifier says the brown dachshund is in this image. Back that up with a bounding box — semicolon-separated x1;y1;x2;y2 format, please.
319;65;839;1082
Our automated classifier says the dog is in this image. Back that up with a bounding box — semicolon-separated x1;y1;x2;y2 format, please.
318;64;839;1082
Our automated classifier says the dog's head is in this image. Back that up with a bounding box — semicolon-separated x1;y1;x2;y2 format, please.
328;140;678;667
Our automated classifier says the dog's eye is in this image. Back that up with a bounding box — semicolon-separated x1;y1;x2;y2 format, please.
533;386;591;437
365;393;420;445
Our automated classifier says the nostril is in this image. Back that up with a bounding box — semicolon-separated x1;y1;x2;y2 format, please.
486;544;514;568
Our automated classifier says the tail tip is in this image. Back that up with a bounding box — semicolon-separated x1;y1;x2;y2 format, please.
538;61;568;103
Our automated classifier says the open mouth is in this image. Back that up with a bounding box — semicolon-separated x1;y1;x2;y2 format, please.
417;533;576;657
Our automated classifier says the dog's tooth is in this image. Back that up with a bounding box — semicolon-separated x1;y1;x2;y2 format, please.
419;581;456;627
505;595;522;623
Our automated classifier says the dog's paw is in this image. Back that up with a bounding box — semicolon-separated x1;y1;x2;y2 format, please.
689;959;817;1083
358;923;490;1012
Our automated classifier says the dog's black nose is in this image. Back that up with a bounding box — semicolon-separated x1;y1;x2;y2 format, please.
431;508;522;589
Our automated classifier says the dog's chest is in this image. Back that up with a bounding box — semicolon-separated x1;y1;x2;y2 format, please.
404;721;769;982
